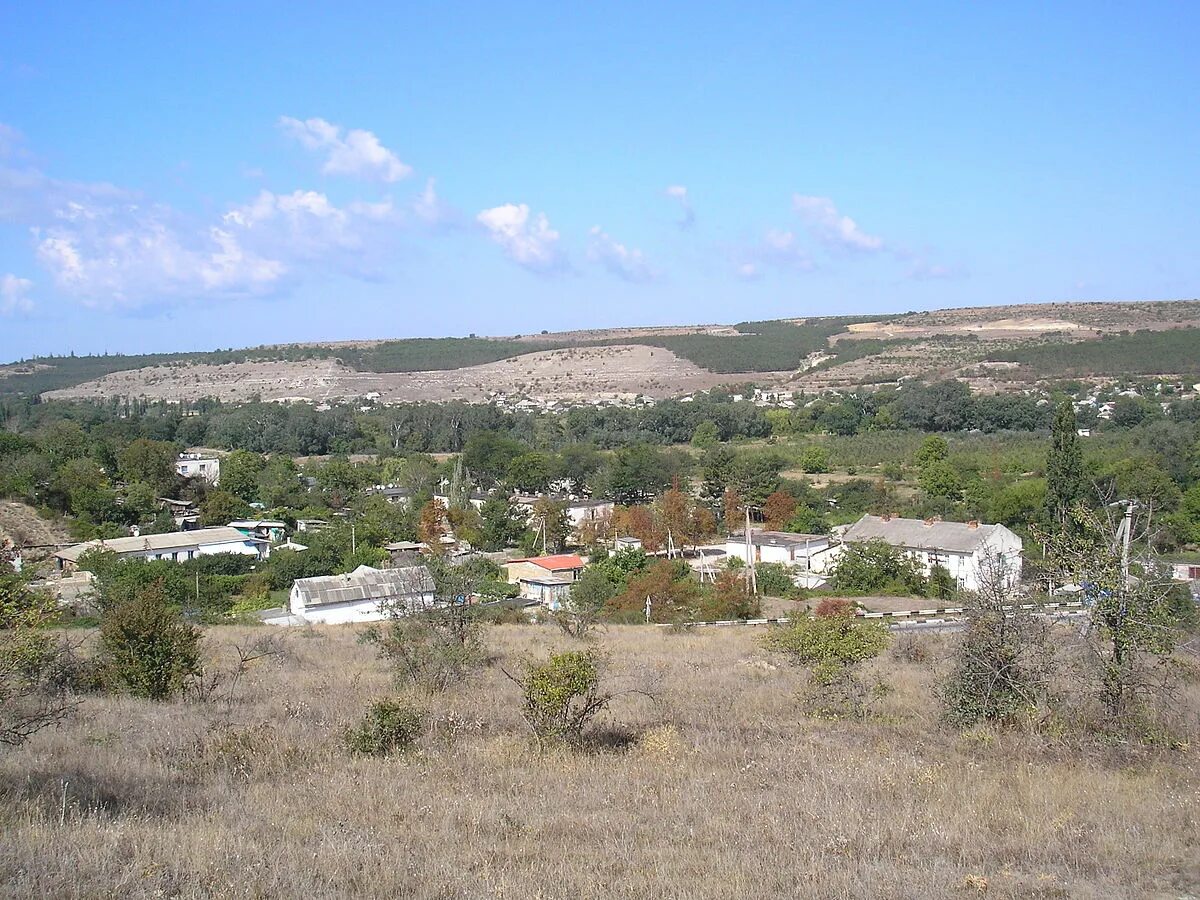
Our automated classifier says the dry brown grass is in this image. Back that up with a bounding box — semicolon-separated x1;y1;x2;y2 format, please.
2;624;1198;899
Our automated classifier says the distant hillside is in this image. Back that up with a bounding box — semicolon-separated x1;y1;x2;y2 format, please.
5;300;1200;404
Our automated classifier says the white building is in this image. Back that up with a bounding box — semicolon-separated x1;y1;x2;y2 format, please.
512;494;615;528
724;531;833;572
54;526;269;572
288;564;435;625
838;514;1023;593
175;452;221;484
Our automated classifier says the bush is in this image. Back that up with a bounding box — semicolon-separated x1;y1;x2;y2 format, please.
763;609;888;719
365;606;485;693
99;580;203;701
344;699;426;756
829;539;927;596
508;651;611;750
756;562;802;599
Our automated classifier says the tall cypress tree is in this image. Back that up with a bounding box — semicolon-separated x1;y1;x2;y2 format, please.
1045;401;1084;524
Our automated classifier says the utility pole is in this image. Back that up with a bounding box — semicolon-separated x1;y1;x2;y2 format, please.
351;521;356;555
744;506;757;596
1119;501;1134;585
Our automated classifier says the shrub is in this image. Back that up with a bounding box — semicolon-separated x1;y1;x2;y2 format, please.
939;554;1052;728
365;606;485;693
764;611;888;682
763;609;888;719
798;446;830;474
345;699;426;756
829;539;927;596
756;562;801;599
0;573;78;745
508;651;612;749
99;580;203;701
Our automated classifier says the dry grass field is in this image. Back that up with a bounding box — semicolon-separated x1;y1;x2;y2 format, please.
2;624;1198;899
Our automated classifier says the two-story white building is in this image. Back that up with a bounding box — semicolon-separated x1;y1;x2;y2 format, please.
837;514;1023;593
175;452;222;485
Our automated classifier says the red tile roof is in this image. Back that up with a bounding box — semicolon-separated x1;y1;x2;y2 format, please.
509;554;585;571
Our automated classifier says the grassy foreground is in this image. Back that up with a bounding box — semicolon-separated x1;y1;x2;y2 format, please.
2;624;1198;899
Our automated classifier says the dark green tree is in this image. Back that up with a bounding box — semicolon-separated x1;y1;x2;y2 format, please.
1045;401;1084;525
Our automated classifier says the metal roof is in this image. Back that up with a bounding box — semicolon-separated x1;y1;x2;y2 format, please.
727;531;830;549
56;526;265;563
292;565;435;609
841;515;1006;554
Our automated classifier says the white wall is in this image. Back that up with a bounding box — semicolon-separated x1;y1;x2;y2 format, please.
126;540;266;563
289;589;435;625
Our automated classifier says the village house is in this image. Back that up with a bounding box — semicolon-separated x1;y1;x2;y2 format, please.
511;494;615;528
503;553;586;605
838;514;1023;593
365;485;413;506
432;489;491;511
175;452;221;485
723;531;833;572
1166;556;1200;585
54;526;270;572
287;564;436;625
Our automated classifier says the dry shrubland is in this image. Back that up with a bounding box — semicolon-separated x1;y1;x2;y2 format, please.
1;623;1198;899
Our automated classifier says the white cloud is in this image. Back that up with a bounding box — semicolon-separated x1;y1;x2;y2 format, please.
33;203;287;307
664;184;695;229
0;273;33;314
587;226;655;282
411;177;458;226
734;228;816;279
792;195;884;252
279;116;412;183
476;203;564;271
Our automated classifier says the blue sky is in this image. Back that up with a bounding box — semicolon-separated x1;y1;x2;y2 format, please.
1;2;1197;360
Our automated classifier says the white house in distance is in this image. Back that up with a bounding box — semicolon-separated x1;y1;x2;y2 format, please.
724;531;833;572
175;452;221;485
838;514;1023;592
288;564;435;625
512;495;615;529
54;526;269;572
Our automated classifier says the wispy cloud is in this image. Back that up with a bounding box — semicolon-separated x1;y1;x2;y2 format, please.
664;184;695;230
734;228;816;280
792;195;884;252
904;259;965;281
279;116;412;183
587;227;655;282
0;273;34;314
476;203;565;272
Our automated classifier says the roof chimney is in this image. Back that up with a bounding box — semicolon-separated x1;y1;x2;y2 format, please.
880;513;891;522
923;517;935;527
967;520;979;529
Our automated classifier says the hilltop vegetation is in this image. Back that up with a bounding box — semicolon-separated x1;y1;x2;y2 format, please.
991;327;1200;379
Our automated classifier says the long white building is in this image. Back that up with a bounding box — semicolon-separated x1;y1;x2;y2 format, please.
837;515;1023;592
54;526;269;572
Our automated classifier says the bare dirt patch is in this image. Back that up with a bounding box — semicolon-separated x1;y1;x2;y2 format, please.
45;345;765;405
0;501;71;549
